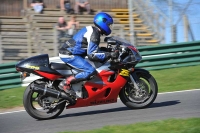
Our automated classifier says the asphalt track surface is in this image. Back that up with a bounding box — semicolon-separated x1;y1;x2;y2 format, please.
0;89;200;133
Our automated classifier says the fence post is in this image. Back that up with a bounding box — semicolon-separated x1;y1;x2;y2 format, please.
23;0;28;9
34;28;42;55
120;27;125;39
0;29;2;64
128;0;135;45
161;19;166;44
26;23;32;57
183;15;189;42
169;0;174;43
53;26;58;56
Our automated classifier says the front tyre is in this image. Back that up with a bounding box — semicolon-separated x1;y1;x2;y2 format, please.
23;81;66;120
119;70;158;109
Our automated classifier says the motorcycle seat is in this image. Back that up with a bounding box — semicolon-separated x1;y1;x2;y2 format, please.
50;63;72;70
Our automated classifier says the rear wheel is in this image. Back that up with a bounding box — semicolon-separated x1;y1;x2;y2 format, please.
119;71;158;109
23;80;66;120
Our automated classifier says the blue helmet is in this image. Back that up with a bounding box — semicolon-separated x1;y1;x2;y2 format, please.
94;12;113;36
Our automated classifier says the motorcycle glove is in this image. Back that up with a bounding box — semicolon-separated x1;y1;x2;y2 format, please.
99;52;111;63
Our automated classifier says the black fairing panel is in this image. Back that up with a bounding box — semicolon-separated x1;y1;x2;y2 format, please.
16;54;60;74
50;63;72;70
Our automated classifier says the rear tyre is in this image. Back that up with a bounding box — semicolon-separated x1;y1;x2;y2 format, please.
23;81;66;120
119;71;158;109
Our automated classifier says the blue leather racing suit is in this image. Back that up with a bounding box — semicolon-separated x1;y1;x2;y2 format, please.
59;26;110;82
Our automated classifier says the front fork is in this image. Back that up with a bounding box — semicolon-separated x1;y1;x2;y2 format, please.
129;74;140;90
129;72;143;93
120;68;141;91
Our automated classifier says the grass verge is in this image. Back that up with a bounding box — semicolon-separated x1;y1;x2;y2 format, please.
0;87;25;109
0;65;200;109
59;118;200;133
150;65;200;92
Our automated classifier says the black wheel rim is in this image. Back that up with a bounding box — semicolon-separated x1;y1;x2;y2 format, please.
29;90;62;116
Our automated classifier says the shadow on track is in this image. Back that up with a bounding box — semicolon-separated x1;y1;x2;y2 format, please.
149;100;181;108
57;106;131;119
56;100;180;119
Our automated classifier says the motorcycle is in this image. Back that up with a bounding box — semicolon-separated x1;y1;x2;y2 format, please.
15;36;158;120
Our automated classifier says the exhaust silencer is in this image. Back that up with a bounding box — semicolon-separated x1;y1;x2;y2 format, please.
32;84;75;104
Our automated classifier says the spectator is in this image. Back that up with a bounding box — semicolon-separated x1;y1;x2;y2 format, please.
56;17;68;40
67;15;79;36
60;0;72;14
31;0;44;13
74;0;91;15
56;16;79;44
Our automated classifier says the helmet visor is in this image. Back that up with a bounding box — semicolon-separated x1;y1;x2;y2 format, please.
108;24;113;31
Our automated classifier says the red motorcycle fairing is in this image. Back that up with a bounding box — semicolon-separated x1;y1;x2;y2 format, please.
35;70;63;80
67;70;127;108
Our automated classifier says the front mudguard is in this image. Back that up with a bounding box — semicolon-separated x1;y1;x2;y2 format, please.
131;68;150;82
134;68;150;74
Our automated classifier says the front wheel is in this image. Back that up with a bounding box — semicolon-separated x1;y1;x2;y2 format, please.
119;70;158;109
23;80;66;120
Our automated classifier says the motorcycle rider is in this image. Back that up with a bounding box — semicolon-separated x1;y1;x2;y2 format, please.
58;12;119;97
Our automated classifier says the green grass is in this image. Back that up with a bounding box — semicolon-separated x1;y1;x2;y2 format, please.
59;118;200;133
150;65;200;92
0;87;25;108
0;65;200;109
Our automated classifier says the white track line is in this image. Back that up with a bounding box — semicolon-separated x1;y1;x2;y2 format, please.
0;110;26;115
0;89;199;115
158;89;200;94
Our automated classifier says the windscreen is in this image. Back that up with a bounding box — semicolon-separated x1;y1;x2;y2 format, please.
110;36;142;62
111;36;134;46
